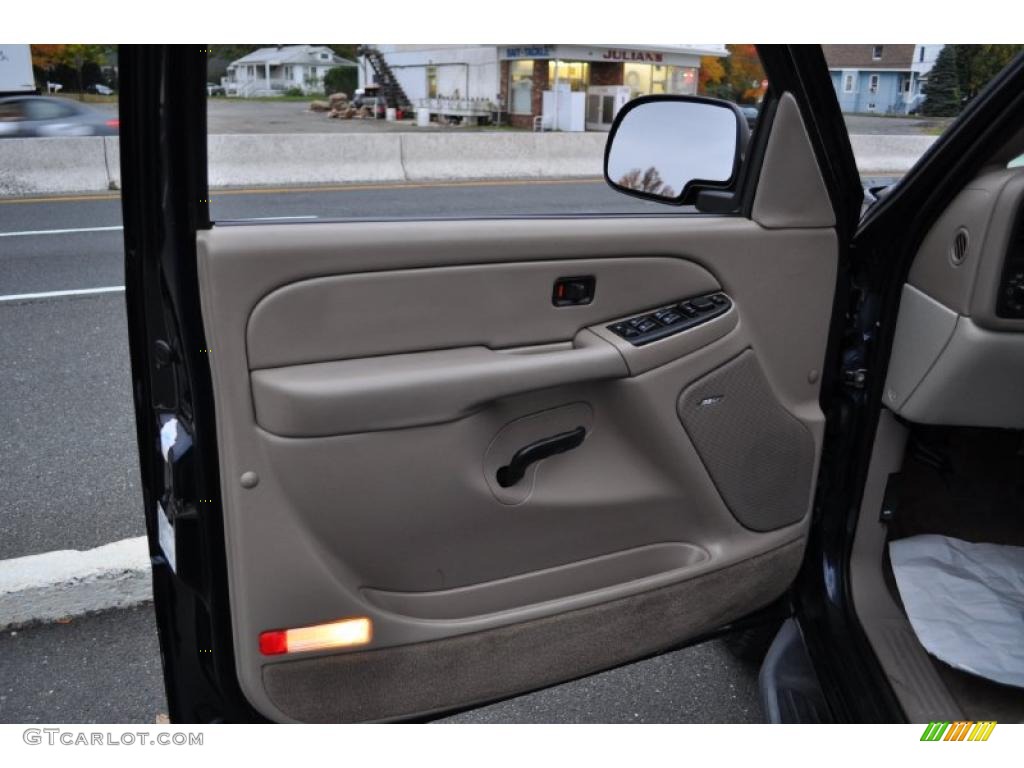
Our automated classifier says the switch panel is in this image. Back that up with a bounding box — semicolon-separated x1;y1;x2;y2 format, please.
607;292;732;346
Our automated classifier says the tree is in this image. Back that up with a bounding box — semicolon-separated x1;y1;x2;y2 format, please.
698;45;767;103
32;44;111;99
922;45;961;116
325;44;359;62
698;55;726;94
324;66;357;97
618;167;675;198
726;44;767;103
953;44;1024;101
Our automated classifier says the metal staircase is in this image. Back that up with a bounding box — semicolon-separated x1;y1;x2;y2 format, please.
358;45;411;109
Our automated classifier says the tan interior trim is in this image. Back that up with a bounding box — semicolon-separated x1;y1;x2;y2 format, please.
251;330;626;437
850;409;963;721
752;92;836;230
263;538;805;723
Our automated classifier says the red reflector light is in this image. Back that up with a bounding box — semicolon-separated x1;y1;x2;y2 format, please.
105;119;120;129
259;630;288;656
259;617;372;656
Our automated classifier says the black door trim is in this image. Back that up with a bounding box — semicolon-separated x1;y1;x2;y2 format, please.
120;44;264;723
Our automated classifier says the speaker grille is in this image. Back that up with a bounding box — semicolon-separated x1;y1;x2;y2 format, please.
677;350;814;531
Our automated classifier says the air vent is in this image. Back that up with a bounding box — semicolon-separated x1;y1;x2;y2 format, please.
949;228;969;265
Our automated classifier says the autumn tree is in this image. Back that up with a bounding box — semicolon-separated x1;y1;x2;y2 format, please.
726;44;767;102
698;55;725;94
32;44;112;98
699;45;767;103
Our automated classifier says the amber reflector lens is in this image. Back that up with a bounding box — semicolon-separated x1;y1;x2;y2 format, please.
259;617;372;656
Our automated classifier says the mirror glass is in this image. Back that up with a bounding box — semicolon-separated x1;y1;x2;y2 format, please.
606;100;740;201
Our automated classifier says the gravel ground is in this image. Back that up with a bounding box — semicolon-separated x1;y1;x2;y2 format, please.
85;97;951;136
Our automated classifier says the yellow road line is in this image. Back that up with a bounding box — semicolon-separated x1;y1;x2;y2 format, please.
0;177;604;206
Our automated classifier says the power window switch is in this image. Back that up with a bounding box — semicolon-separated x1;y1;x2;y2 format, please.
610;322;640;339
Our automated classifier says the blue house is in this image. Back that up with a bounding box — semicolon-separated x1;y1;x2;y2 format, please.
823;44;943;114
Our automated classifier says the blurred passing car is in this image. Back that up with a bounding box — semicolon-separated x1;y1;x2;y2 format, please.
0;95;119;137
739;104;759;128
87;83;115;95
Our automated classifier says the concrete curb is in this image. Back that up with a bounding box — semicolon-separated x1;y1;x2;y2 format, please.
850;134;936;175
0;132;938;197
0;536;152;629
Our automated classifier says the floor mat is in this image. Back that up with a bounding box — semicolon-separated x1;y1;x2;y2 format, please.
890;534;1024;688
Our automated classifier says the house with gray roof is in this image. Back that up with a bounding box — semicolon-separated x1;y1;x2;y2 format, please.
223;45;357;97
823;44;944;114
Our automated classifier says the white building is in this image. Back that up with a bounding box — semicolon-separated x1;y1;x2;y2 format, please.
0;44;35;95
359;44;727;130
224;45;357;97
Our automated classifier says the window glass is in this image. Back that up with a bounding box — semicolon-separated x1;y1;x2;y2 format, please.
204;43;766;221
0;100;27;121
623;63;652;98
26;99;76;120
509;60;534;114
547;60;589;91
668;66;698;94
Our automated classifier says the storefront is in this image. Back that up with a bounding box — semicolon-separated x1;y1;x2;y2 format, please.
360;44;726;131
498;45;725;130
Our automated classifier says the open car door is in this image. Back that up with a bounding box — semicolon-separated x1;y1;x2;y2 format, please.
119;45;864;722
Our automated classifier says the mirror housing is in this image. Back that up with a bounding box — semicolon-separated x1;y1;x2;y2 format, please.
604;95;750;207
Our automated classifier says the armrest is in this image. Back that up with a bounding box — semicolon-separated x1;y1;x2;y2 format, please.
250;329;627;437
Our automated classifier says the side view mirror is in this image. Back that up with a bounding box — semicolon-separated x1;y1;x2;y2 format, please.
604;95;750;207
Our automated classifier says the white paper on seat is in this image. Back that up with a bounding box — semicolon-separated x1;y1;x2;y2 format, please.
890;534;1024;688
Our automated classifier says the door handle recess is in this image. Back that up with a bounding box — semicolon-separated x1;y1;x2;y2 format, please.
496;426;586;487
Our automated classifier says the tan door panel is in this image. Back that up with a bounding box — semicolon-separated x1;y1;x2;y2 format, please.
196;91;838;722
198;216;835;722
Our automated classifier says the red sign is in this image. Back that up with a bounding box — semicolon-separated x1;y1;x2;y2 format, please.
602;49;664;63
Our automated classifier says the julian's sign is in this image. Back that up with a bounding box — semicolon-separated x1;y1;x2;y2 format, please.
602;49;664;63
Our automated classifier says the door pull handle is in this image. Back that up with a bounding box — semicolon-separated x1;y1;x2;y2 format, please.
496;426;586;488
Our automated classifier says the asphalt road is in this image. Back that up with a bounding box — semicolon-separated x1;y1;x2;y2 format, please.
0;605;762;723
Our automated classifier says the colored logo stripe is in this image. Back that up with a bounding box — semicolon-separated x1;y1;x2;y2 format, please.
970;721;997;741
920;721;996;741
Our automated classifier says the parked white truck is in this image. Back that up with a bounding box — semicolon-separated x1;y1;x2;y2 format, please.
0;44;35;95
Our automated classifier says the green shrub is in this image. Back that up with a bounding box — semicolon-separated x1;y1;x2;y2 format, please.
284;86;304;97
323;66;357;97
